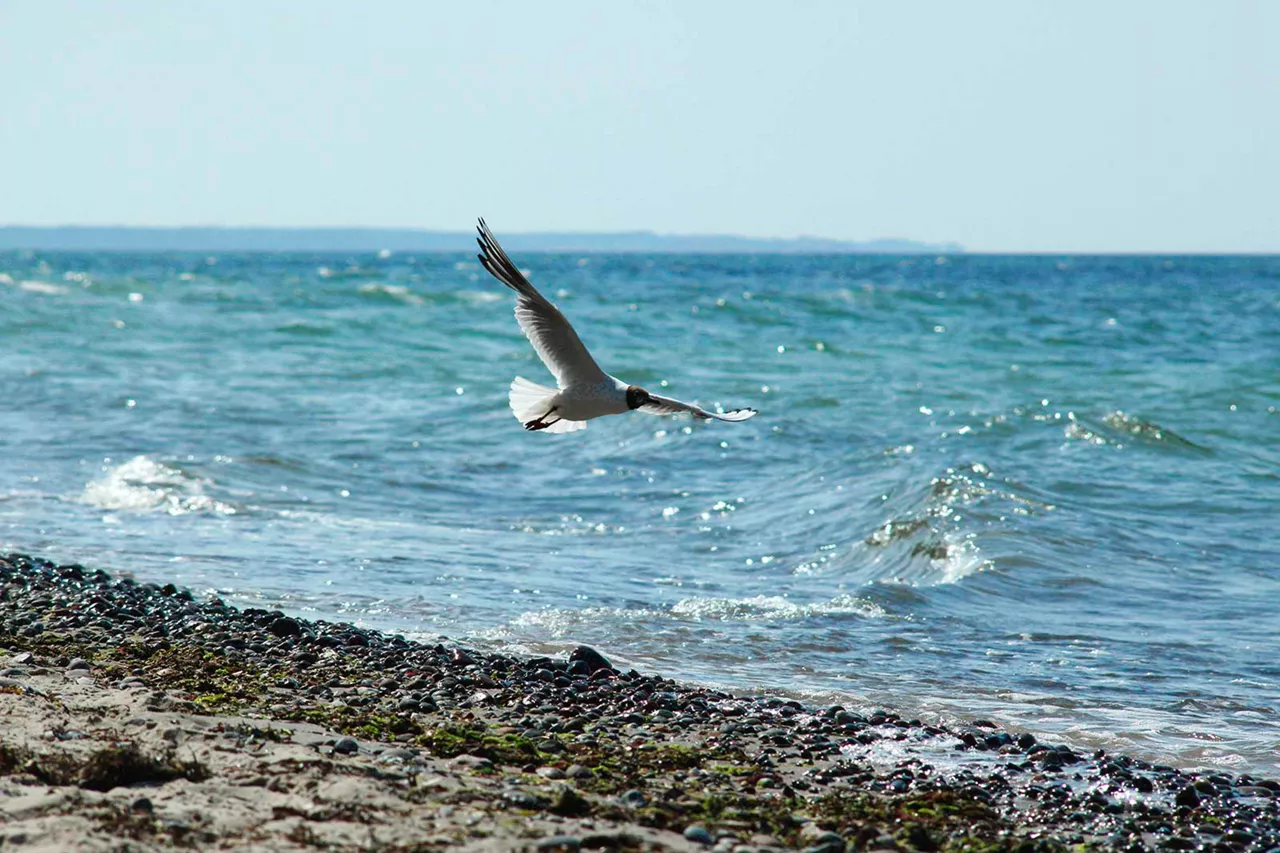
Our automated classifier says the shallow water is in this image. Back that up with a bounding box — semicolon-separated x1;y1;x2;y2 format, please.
3;250;1278;774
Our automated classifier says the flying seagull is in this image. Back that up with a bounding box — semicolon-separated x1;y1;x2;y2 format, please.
476;218;758;434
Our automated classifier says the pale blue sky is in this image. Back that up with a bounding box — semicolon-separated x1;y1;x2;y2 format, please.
2;2;1277;252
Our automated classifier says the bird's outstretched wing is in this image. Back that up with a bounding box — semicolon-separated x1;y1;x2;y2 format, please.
477;218;607;388
639;392;758;422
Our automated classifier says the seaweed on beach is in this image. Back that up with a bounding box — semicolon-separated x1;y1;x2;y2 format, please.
77;742;210;791
0;740;208;791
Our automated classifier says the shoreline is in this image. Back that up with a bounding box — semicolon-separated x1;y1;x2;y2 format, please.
1;552;1277;852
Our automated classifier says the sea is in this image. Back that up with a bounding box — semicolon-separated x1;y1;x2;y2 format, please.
2;249;1277;775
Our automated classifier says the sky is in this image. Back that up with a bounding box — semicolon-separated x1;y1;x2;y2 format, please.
1;2;1278;252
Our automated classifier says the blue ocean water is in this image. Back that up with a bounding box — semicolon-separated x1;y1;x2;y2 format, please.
2;250;1278;774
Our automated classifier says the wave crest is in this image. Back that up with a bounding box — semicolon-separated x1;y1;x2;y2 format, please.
81;455;238;516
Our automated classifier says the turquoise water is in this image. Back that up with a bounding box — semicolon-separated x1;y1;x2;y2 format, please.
3;250;1278;774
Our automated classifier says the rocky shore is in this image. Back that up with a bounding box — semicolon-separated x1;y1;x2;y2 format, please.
1;552;1277;852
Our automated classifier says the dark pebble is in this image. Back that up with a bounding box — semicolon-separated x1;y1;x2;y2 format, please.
503;790;545;810
568;645;612;674
901;825;934;850
333;737;359;755
683;824;714;845
536;837;581;853
267;616;301;637
619;789;648;808
1174;786;1200;808
550;785;591;817
130;796;154;814
804;835;847;853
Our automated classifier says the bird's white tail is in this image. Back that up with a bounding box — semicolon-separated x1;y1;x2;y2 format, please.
509;376;557;420
508;376;586;434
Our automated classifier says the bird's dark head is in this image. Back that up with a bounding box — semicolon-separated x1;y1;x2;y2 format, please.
626;385;650;410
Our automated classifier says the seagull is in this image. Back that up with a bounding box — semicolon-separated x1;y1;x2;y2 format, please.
476;218;758;434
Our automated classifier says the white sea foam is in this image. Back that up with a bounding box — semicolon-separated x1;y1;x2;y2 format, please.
11;280;68;295
356;282;424;305
455;289;503;304
670;593;886;621
489;593;885;641
929;534;988;584
518;605;666;634
81;455;237;516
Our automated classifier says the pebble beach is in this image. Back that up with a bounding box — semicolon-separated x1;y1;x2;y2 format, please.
2;552;1277;852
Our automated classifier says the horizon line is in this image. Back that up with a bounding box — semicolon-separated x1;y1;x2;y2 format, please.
0;222;935;240
2;224;1278;255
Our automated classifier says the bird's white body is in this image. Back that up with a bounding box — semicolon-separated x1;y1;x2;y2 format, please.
477;219;757;434
507;375;631;434
552;378;632;421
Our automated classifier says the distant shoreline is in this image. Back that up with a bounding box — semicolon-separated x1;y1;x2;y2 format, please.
0;225;960;254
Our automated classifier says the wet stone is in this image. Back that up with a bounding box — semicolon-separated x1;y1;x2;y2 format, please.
1237;785;1275;798
450;754;494;771
568;645;612;674
619;789;648;808
684;824;714;845
503;790;545;810
799;828;847;853
267;616;301;637
550;785;591;817
332;737;359;755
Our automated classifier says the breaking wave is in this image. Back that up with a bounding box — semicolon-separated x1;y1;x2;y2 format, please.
80;455;239;516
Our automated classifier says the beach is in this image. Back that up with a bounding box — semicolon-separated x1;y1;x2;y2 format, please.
2;552;1276;852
